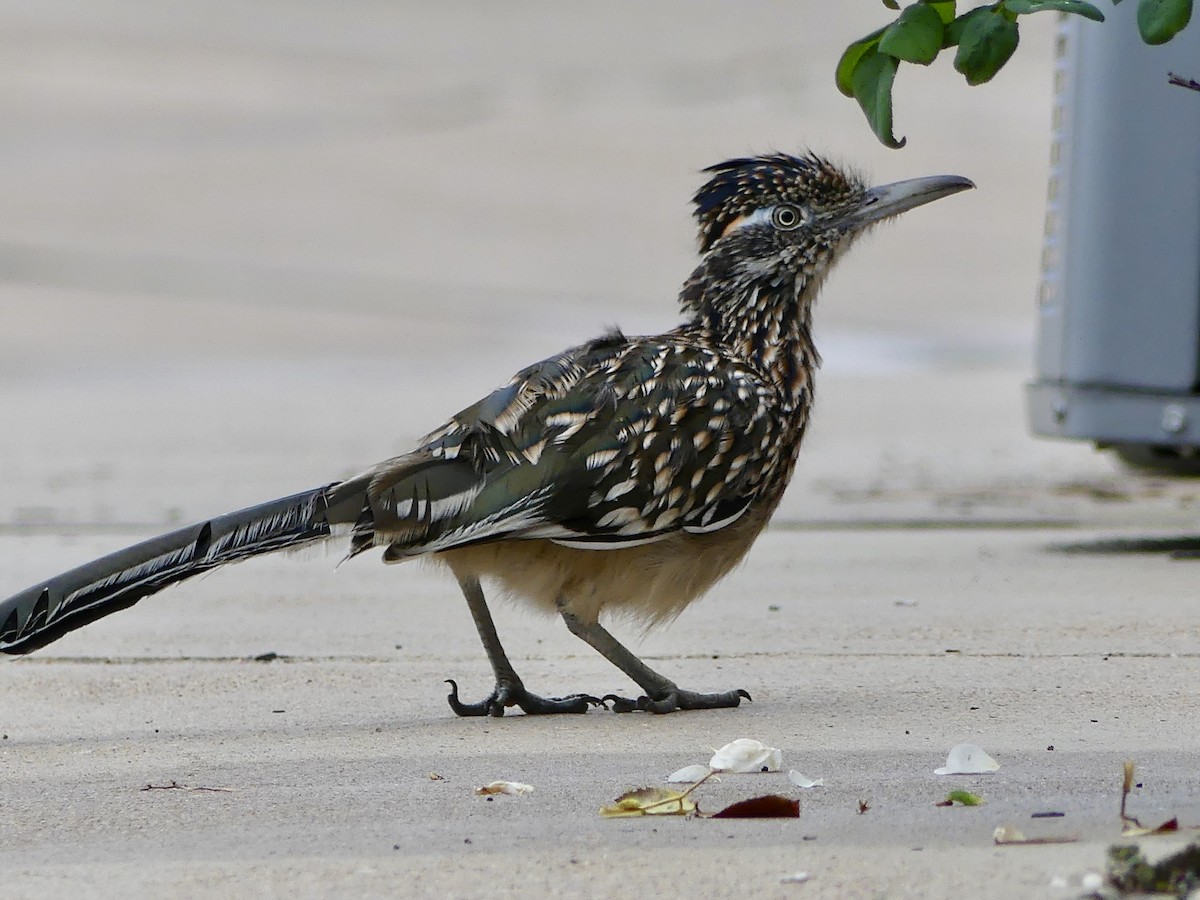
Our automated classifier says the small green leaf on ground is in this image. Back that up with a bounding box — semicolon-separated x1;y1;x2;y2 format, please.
936;790;985;806
1137;0;1193;44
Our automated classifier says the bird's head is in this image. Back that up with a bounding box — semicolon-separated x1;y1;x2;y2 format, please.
692;152;973;270
680;152;973;372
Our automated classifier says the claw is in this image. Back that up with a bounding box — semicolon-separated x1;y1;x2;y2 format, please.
445;677;603;716
445;678;499;717
606;687;751;714
603;693;641;714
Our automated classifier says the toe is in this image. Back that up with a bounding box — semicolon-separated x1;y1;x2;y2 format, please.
603;694;641;714
445;679;497;717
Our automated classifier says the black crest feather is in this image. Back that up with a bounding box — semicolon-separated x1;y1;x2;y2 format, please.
692;153;864;252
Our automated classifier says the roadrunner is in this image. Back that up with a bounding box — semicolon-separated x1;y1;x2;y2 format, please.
0;153;972;715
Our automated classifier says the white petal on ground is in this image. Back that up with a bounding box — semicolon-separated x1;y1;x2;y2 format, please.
787;769;824;788
993;825;1025;844
474;781;534;796
780;873;810;884
665;764;713;783
935;743;1000;775
709;738;782;773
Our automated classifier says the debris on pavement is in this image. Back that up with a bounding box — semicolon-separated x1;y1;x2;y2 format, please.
666;764;713;783
709;738;783;773
667;737;790;783
609;756;802;820
474;781;533;796
141;781;235;793
600;786;697;818
1118;760;1178;836
711;795;800;818
992;825;1078;846
934;742;1000;775
935;790;984;807
787;769;824;789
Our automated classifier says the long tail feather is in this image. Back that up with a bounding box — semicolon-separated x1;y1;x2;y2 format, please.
0;483;346;655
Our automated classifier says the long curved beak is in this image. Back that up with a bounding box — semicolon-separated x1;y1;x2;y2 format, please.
844;174;975;230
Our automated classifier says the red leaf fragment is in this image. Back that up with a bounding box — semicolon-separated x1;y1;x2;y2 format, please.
712;795;800;819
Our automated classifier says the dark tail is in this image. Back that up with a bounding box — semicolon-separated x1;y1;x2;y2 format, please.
0;479;369;655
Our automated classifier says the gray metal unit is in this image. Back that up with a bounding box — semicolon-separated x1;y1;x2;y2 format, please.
1028;4;1200;461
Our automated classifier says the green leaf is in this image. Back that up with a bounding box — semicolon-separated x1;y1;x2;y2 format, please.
943;6;992;47
942;790;985;806
836;26;886;97
1003;0;1105;20
1137;0;1193;43
924;1;958;25
880;3;946;64
953;9;1020;85
851;48;906;149
882;0;901;8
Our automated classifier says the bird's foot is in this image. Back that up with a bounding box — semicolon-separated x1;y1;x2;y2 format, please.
445;678;605;717
604;687;752;714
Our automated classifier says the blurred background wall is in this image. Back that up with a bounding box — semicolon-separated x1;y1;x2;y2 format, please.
0;1;1098;535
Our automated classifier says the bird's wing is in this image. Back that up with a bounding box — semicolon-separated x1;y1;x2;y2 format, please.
355;332;785;559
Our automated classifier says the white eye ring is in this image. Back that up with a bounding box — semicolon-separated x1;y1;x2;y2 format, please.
772;204;804;230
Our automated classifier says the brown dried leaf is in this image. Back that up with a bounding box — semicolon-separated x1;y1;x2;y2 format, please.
1116;760;1177;834
711;794;800;819
1122;759;1136;795
1122;816;1179;837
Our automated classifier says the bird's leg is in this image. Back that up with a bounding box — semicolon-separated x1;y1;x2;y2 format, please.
446;574;603;716
555;597;751;714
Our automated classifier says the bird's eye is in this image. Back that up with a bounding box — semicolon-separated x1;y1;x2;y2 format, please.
772;205;804;230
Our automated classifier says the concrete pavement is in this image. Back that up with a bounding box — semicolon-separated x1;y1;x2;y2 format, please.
3;3;1199;898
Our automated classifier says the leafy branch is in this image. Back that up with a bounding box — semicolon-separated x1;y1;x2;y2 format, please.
840;0;1194;147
